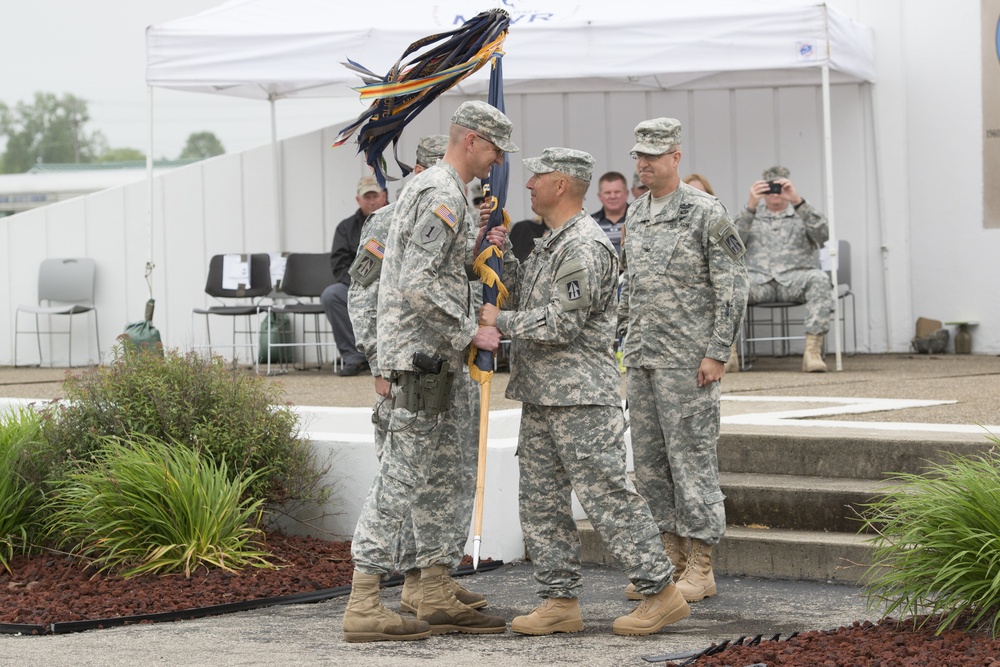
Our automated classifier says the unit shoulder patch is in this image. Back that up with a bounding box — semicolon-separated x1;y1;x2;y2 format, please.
348;237;386;287
555;257;589;311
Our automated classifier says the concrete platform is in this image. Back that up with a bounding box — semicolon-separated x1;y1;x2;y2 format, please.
0;353;996;664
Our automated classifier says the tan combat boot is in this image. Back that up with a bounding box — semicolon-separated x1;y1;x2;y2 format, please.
675;539;717;603
511;597;584;635
612;583;690;636
400;569;487;614
342;570;431;643
625;532;690;600
802;334;828;372
417;565;506;635
723;343;740;373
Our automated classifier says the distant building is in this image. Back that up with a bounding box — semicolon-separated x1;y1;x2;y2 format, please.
0;160;201;216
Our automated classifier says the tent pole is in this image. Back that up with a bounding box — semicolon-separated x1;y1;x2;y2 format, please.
821;64;843;371
869;85;893;352
146;86;154;293
270;96;284;251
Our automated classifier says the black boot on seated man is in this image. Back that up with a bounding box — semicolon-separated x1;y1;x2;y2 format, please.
337;359;370;377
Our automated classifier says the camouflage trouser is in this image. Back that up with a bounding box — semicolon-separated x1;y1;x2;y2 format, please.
518;403;673;599
626;368;726;545
748;270;833;335
352;371;478;576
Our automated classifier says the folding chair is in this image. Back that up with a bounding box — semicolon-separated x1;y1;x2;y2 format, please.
14;258;101;367
191;253;272;369
264;252;340;374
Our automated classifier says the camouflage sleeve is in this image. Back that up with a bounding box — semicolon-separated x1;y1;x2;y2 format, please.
399;196;478;352
616;242;630;340
796;200;830;249
346;210;391;373
495;242;605;344
348;279;380;372
705;204;750;362
733;205;755;241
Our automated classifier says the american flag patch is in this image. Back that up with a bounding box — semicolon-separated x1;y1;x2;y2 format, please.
364;238;385;259
434;204;458;228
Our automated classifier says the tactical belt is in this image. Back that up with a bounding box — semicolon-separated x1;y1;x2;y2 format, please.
391;365;454;416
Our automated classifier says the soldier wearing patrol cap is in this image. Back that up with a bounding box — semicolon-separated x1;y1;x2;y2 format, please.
343;101;516;643
479;147;690;637
734;165;833;372
346;133;490;627
617;118;749;606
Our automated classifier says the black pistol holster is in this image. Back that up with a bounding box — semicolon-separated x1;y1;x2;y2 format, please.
392;353;455;416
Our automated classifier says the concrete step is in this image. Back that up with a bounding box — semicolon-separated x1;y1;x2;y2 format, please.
721;472;892;533
578;520;873;584
718;429;994;479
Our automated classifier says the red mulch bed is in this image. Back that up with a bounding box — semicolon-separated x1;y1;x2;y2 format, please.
688;618;1000;667
1;533;354;631
5;533;1000;667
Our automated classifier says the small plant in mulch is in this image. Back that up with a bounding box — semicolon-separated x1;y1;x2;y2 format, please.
35;345;330;512
861;435;1000;637
0;407;47;572
42;434;274;577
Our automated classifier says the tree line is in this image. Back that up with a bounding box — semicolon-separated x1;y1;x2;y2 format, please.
0;92;224;174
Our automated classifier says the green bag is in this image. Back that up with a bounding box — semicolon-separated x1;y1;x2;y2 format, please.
122;300;163;355
121;319;163;355
259;311;293;363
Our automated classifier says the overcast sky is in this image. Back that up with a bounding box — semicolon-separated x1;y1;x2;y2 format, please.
4;0;366;160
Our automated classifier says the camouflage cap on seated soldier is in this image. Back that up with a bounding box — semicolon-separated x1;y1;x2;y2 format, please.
451;100;519;153
762;165;791;181
416;134;448;168
630;118;682;155
522;147;596;183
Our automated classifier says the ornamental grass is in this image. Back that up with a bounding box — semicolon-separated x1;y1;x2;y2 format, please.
42;434;274;578
0;407;46;572
862;439;1000;636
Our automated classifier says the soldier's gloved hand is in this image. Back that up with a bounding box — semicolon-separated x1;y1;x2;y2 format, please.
479;303;499;327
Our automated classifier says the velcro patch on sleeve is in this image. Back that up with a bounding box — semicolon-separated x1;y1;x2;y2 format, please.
348;237;386;287
434;204;458;229
555;257;590;312
709;218;746;261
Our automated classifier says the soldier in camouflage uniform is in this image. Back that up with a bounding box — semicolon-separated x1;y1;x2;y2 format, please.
342;101;516;643
347;134;490;620
618;118;749;605
734;165;833;372
479;147;690;637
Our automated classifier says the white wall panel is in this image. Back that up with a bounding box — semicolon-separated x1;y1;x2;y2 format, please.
281;132;326;253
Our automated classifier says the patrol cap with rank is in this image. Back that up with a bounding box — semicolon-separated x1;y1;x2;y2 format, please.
762;165;791;180
630;117;682;156
415;134;448;168
451;100;519;153
522;147;595;183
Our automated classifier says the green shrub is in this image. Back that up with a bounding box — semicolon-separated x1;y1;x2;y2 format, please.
0;407;47;571
38;345;328;511
43;434;274;577
861;443;1000;636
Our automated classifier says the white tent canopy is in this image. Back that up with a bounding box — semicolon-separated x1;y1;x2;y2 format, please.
146;0;875;99
145;0;876;369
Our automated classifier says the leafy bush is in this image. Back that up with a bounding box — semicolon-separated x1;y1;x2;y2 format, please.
862;443;1000;636
43;434;274;577
38;346;328;511
0;407;47;571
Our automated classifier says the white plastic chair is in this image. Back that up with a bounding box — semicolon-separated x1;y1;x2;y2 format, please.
14;258;100;367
